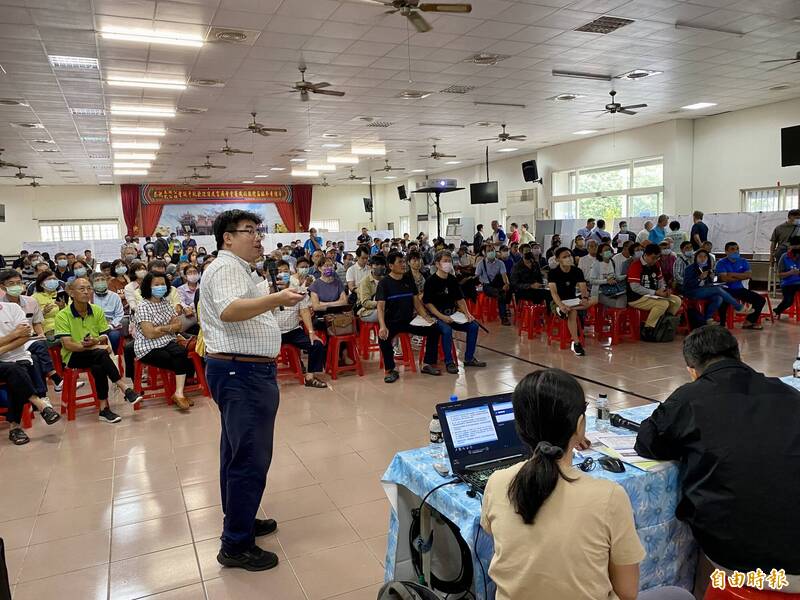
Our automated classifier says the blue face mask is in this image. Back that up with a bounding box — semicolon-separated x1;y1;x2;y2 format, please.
44;279;60;292
698;260;709;268
278;273;290;284
151;285;168;298
728;252;740;261
73;267;87;277
115;266;127;275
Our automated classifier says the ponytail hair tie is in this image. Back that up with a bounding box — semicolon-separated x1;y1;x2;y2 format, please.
535;441;564;460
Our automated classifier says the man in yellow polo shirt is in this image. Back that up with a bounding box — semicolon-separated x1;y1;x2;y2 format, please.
55;276;142;423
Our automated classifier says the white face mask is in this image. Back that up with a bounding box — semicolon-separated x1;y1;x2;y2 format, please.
440;262;454;274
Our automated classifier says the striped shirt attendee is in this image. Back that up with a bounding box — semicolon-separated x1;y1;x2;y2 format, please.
198;209;304;573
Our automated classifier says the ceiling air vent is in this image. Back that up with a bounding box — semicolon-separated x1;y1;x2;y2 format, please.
88;154;110;159
167;127;192;134
440;84;475;94
396;90;432;100
0;98;29;107
206;27;261;45
419;122;465;128
465;53;509;66
10;122;44;129
70;107;106;116
575;16;634;34
176;106;207;114
189;78;225;87
366;121;394;128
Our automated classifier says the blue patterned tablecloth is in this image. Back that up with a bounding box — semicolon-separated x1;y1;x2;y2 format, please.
381;403;697;600
781;376;800;392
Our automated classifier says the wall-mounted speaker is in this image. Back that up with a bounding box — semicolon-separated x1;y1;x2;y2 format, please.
522;160;541;183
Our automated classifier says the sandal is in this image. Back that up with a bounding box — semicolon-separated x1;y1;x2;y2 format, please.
9;428;30;445
304;377;328;389
742;322;763;330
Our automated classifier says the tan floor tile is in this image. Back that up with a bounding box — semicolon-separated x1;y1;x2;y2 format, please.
183;479;221;511
18;529;110;583
195;535;283;581
39;478;113;513
137;582;206;599
12;564;108;600
264;462;317;493
30;502;112;544
277;510;359;558
113;466;181;499
291;540;384;600
340;499;390;539
328;582;385;600
320;473;387;509
109;544;201;600
113;434;173;457
204;566;307;600
364;535;388;567
262;484;336;522
111;512;193;561
0;481;47;521
0;516;36;549
5;547;27;585
114;450;175;477
303;453;373;482
178;458;220;486
289;437;356;462
113;488;186;527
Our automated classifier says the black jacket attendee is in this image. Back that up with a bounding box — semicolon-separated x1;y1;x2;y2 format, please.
473;224;484;255
636;326;800;584
545;235;562;260
376;251;441;383
510;252;551;305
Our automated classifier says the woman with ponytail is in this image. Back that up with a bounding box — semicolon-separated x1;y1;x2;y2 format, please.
480;369;693;600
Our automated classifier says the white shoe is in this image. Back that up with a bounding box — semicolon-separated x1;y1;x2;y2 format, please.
54;381;63;392
75;380;86;390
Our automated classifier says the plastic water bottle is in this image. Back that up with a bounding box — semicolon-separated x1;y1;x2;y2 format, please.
428;415;444;461
793;345;800;378
596;393;609;432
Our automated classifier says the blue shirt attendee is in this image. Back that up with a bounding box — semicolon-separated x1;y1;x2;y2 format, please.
714;247;749;290
589;219;610;244
648;215;669;244
476;248;511;325
90;272;126;350
303;228;323;254
500;246;514;274
774;236;800;318
715;242;766;329
576;218;595;241
690;210;709;250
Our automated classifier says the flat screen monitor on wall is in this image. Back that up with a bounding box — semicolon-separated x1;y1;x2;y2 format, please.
398;185;408;200
363;197;373;213
470;181;498;204
781;125;800;167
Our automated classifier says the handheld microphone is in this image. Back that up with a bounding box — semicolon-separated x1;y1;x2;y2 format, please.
610;413;641;432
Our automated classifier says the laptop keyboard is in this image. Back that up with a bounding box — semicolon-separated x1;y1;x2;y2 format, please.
461;465;505;492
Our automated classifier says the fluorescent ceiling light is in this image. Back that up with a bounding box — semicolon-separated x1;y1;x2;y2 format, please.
360;181;371;185
114;169;148;175
411;169;426;173
305;163;336;172
48;55;99;70
110;105;176;117
255;175;269;178
242;180;255;184
114;162;151;168
100;27;204;48
114;152;156;160
110;126;166;136
289;158;306;163
572;130;597;135
292;169;319;177
321;143;343;148
384;176;397;180
552;69;611;81
270;167;286;171
351;145;386;156
497;147;518;152
327;155;359;164
681;102;717;110
111;141;160;150
107;76;187;91
445;161;461;165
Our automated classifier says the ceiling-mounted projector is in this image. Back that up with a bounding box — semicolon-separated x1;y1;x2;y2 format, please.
421;178;458;190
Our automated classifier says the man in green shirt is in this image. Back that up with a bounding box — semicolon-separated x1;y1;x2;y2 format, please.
54;276;142;423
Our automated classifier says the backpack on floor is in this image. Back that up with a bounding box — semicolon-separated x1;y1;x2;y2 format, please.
376;582;440;600
641;314;680;343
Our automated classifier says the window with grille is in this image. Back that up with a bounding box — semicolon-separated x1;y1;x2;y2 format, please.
40;221;119;242
742;187;799;213
309;219;340;232
552;157;664;219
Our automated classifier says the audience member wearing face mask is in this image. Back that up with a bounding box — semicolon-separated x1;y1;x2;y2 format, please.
356;255;386;323
547;248;596;356
476;245;512;326
682;249;754;328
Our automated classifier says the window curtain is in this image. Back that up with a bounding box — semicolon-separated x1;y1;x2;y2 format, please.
294;184;313;231
275;201;297;232
140;204;164;237
120;184;140;236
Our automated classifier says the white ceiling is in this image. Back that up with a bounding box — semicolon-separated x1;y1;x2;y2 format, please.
0;0;799;187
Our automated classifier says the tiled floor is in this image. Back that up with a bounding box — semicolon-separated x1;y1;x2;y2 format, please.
2;318;798;599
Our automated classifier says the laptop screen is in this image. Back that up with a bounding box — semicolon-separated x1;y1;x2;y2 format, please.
437;393;530;473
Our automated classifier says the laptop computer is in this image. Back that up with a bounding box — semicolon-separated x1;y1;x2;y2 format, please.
436;393;531;493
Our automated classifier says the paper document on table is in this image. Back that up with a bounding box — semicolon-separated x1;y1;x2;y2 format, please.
410;315;434;327
595;435;666;471
563;298;582;307
449;311;468;324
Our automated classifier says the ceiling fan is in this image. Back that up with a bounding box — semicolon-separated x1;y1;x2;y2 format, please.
761;50;800;71
17;177;43;187
420;144;455;160
373;159;404;173
0;167;30;180
0;151;25;170
187;168;211;180
478;123;527;143
319;176;331;187
188;155;226;170
214;138;253;156
582;90;647;116
228;112;288;136
289;65;346;102
352;1;472;33
339;168;366;181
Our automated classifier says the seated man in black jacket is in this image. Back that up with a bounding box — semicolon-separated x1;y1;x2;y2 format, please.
510;251;551;305
635;326;800;593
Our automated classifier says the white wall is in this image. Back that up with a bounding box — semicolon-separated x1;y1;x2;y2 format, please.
0;185;123;255
692;97;800;213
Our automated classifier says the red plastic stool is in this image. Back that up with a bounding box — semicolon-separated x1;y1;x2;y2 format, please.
132;362;176;410
755;292;774;324
326;334;364;380
705;586;800;599
61;367;101;421
685;298;710;330
596;306;639;345
115;335;127;377
277;344;305;385
466;298;480;317
546;312;584;350
187;351;210;396
384;333;417;373
518;303;547;339
417;336;458;368
478;293;499;322
358;321;381;360
0;382;34;428
515;299;534;331
49;345;64;377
